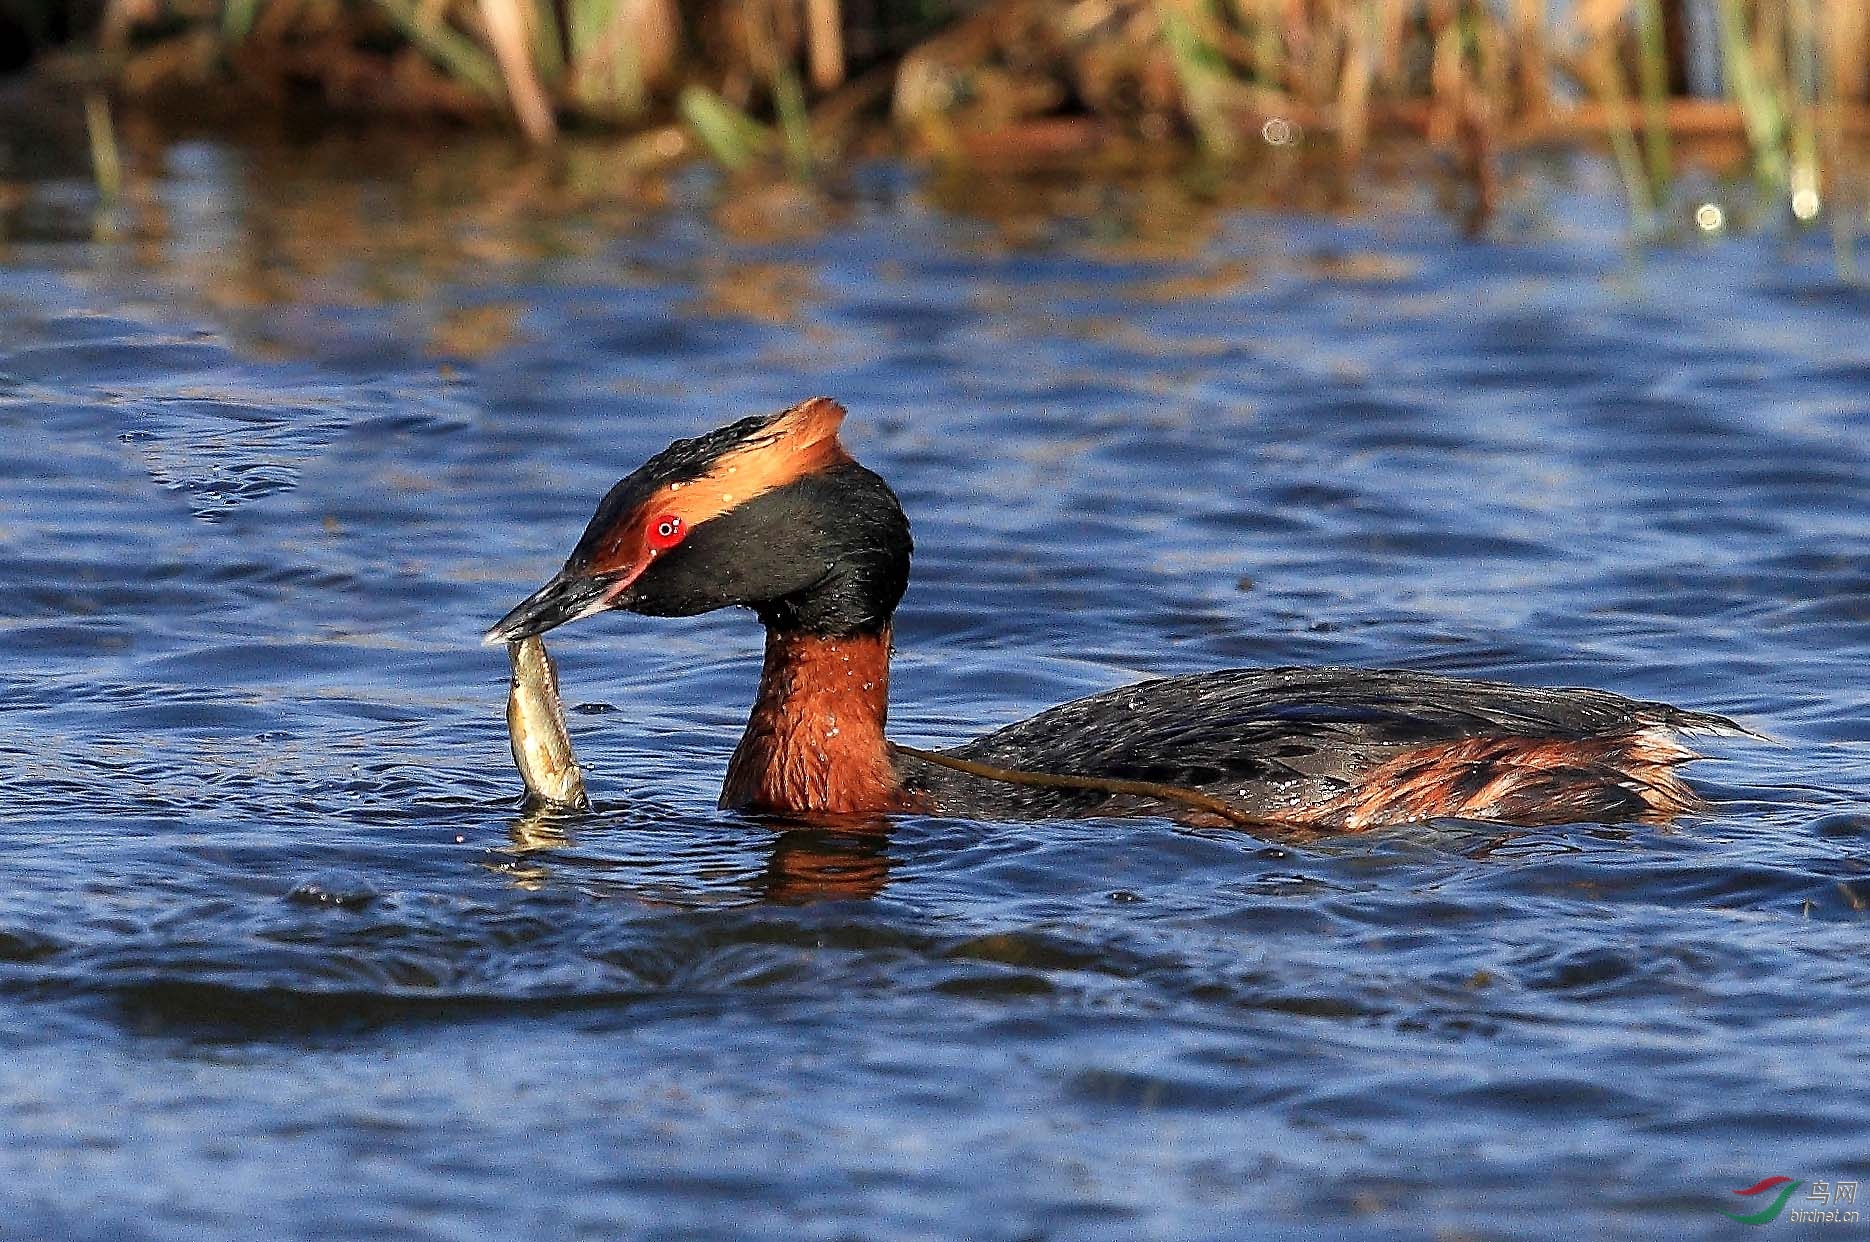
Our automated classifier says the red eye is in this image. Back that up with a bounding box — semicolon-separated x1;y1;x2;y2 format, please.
646;513;686;552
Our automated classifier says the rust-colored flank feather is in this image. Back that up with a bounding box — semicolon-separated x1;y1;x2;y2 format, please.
905;665;1738;831
1307;728;1705;832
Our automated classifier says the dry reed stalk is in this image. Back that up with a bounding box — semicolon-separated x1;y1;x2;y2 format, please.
98;0;158;59
568;0;680;118
1513;0;1549;117
1427;0;1461;146
1825;3;1868;101
806;0;844;90
1474;6;1510;120
1816;1;1860;273
1337;1;1374;160
1298;4;1340;109
478;0;557;142
75;0;1870;234
1372;0;1406;88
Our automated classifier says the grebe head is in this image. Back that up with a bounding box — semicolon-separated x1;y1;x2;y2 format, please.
486;398;911;643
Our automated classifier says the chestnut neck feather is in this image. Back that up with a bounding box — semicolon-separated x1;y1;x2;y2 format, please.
721;627;921;816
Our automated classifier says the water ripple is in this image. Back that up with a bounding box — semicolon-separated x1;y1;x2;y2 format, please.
0;142;1864;1239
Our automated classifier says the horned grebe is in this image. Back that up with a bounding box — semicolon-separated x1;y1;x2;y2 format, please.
488;398;1743;830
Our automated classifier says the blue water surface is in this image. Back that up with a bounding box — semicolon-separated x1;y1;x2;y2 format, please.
0;134;1865;1240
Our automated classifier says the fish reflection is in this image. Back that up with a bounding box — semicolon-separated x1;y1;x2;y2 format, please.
496;805;577;889
508;805;573;851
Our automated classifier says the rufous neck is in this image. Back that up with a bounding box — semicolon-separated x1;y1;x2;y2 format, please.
721;627;910;816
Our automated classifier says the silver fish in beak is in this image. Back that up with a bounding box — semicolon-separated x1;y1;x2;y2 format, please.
505;635;588;810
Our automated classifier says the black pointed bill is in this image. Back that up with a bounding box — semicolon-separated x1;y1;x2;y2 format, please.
483;572;623;644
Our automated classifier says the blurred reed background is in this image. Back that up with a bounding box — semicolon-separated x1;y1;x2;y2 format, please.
5;0;1865;237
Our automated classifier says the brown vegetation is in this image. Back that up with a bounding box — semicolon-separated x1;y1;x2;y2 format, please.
50;1;1870;229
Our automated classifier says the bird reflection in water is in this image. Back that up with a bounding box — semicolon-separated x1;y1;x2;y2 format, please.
758;823;892;904
495;806;892;904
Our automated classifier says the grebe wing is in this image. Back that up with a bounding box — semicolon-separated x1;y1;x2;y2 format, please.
936;666;1741;803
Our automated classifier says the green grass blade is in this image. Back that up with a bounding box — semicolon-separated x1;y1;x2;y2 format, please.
371;0;506;101
1715;0;1786;186
771;62;814;180
1634;0;1673;205
1160;5;1237;158
1788;0;1820;221
1589;48;1655;233
84;92;121;202
222;0;263;43
678;84;771;171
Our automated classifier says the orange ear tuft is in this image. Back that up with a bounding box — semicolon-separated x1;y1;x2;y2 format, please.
582;399;858;577
689;398;851;520
765;396;847;453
